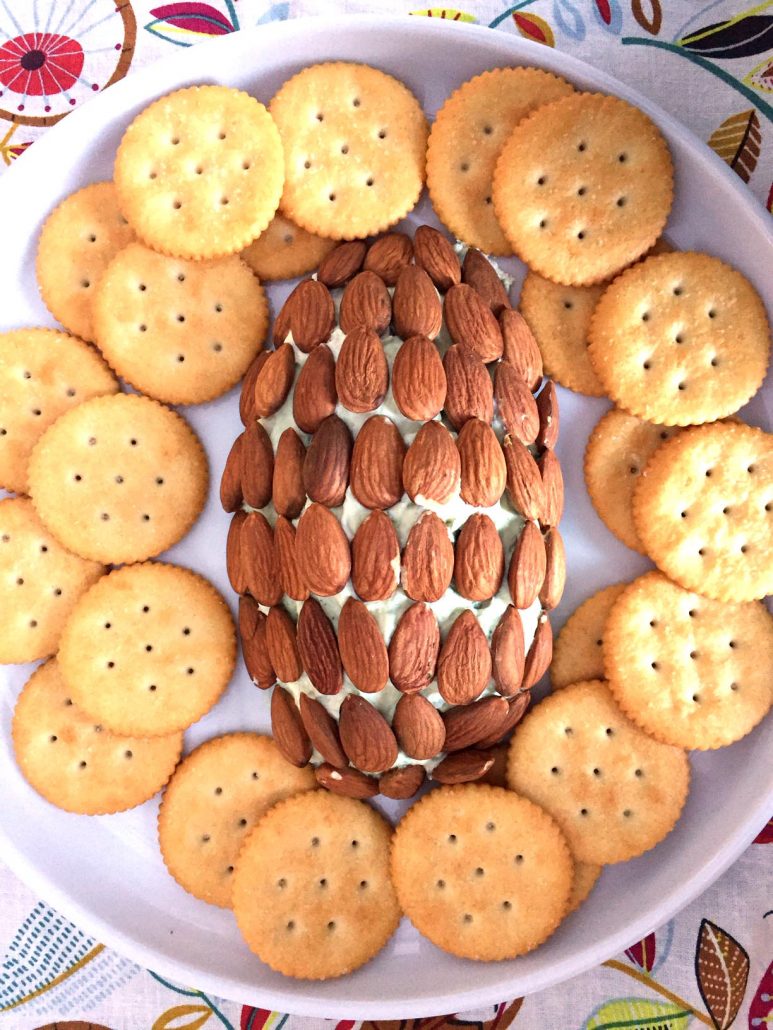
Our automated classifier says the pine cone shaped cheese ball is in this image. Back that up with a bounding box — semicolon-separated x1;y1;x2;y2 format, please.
223;227;563;798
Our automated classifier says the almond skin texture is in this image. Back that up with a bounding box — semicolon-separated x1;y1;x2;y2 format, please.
392;693;445;760
273;516;309;601
413;225;461;292
457;418;506;507
442;696;510;751
272;280;302;346
350;416;405;510
445;283;504;362
392;265;443;340
339;695;398;774
226;511;248;594
431;748;494;784
270;686;312;767
339;270;391;335
462;249;511;316
299;693;348;767
363;232;413;285
238;596;275;689
503;435;546;522
295;503;351;597
540;527;566;610
443;344;494;430
539;449;564;527
273;428;306;519
317;240;366;288
297;597;342;695
351;511;399;601
500;309;543;391
476;690;530;748
315;763;378;799
288;279;335;353
437;610;491;706
265;606;303;683
240;350;269;425
302;414;352;508
508;521;546;610
241;420;274;509
536;381;559;450
388;602;440;694
338;598;389;693
220;432;243;513
494;361;540;446
335;327;389;413
254;342;295;418
293;344;337;433
491;605;525;697
241;511;282;607
391;334;447;421
454;513;505;601
380;764;426;799
403;421;461;504
522;614;552;690
401;511;454;602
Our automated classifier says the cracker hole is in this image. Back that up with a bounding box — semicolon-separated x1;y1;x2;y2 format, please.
537;176;546;186
219;131;226;140
378;129;387;139
564;726;573;736
286;920;295;931
352;97;361;107
730;682;738;692
579;808;588;817
53;588;62;596
149;171;157;180
475;867;485;877
304;160;312;169
577;141;587;152
15;577;23;586
649;619;658;627
485;195;492;205
539;219;547;229
618;152;627;162
100;512;110;521
722;506;731;515
0;428;6;436
238;818;247;827
40;545;48;553
692;693;700;703
366;177;374;187
171;137;180;145
596;639;603;647
447;834;457;844
29;619;37;628
212;342;223;352
312;837;321;847
623;809;632;819
32;408;41;417
678;382;686;391
201;834;211;843
486;821;496;832
740;544;748;554
698;547;706;556
629;465;639;475
563;300;573;310
183;627;191;635
675;334;684;344
577;186;587;196
550;766;560;775
728;640;737;649
226;866;234;874
156;477;165;485
514;854;524;864
88;234;97;243
173;201;182;210
65;698;73;706
177;355;185;363
242;160;251;171
81;279;90;289
177;314;185;323
688;609;697;618
483;125;493;135
319;878;327;888
186;667;195;675
641;312;650;322
277;877;286;888
66;388;76;397
690;650;698;660
49;735;57;743
316;112;324;121
139;324;147;333
651;661;659;670
115;475;124;484
282;233;293;244
22;370;31;379
148;684;157;692
195;166;203;175
616;197;626;207
710;357;719;367
214;786;223;795
463;914;473;924
329;193;336;202
125;750;133;759
327;921;336;931
360;880;368;889
79;761;87;769
708;309;716;319
142;605;150;612
747;464;756;474
436;879;445;889
104;622;111;629
130;436;138;445
107;660;114;668
673;285;683;296
215;303;223;313
593;767;601;777
145;644;153;652
680;511;687;519
577;231;586;240
634;768;643;778
0;534;8;543
605;727;614;736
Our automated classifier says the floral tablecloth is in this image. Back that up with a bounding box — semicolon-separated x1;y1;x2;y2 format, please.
0;1;770;1027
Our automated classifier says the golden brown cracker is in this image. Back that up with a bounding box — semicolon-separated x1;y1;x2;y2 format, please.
241;212;336;281
552;582;629;689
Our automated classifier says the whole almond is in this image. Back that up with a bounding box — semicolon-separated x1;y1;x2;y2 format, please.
388;602;440;693
539;450;564;527
271;686;312;767
392;265;442;340
293;344;337;433
490;606;525;697
220;432;244;513
289;279;335;353
335;327;389;413
240;511;282;607
476;691;530;748
507;522;547;610
265;606;303;682
500;310;543;390
315;763;378;799
522;613;552;690
391;334;446;421
445;283;503;363
392;693;445;759
363;232;413;285
443;343;494;430
379;764;426;800
339;270;391;335
401;511;454;602
273;515;309;601
437;610;491;706
494;361;540;446
536;381;559;450
413;225;461;291
299;693;348;767
350;416;405;510
238;595;275;689
503;435;546;522
442;696;510;752
351;510;400;601
337;597;389;693
453;514;505;602
402;420;460;504
254;342;295;418
297;597;342;694
302;414;352;508
295;503;351;597
318;240;367;288
462;249;511;316
241;420;274;509
540;527;566;610
457;418;505;507
226;510;248;594
272;280;301;347
339;695;398;774
431;748;494;784
273;428;306;519
240;350;269;425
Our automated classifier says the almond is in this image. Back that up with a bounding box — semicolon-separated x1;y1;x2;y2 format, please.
453;514;505;602
363;232;413;285
272;280;303;347
265;606;303;682
339;695;398;774
289;279;335;353
539;449;564;527
299;693;347;767
239;350;269;425
318;240;366;288
462;248;511;316
241;420;273;509
351;510;399;601
392;265;442;340
238;595;275;689
273;515;309;601
476;691;530;748
338;597;389;693
507;522;546;610
490;606;525;697
536;381;559;450
392;692;445;760
494;361;540;446
350;416;405;510
254;342;295;418
413;225;461;292
273;428;306;519
401;511;454;602
302;414;352;508
315;763;378;799
240;511;282;607
339;270;391;335
402;420;460;504
522;613;552;690
388;602;440;694
442;696;509;752
295;503;351;597
443;343;494;430
220;432;243;513
226;510;248;594
445;283;503;362
503;435;546;522
293;344;337;433
335;327;389;413
271;686;312;767
379;764;426;800
297;597;342;695
457;418;505;507
431;748;494;784
437;610;491;706
391;334;446;421
539;527;566;610
500;310;543;391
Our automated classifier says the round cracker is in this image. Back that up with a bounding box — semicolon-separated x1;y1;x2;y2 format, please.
241;212;336;281
13;659;182;815
270;62;427;240
114;86;284;260
58;562;235;737
28;393;208;564
0;497;104;664
584;408;680;553
158;734;316;908
493;93;673;286
92;243;268;405
552;582;629;689
36;182;136;342
588;252;770;425
427;68;574;256
568;862;601;915
391;784;573;961
0;328;118;495
508;680;690;864
633;422;773;603
603;571;773;750
233;790;399;980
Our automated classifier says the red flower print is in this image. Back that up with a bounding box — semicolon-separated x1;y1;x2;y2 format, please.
0;33;85;108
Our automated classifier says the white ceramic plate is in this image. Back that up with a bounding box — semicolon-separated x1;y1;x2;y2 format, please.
0;14;770;1019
